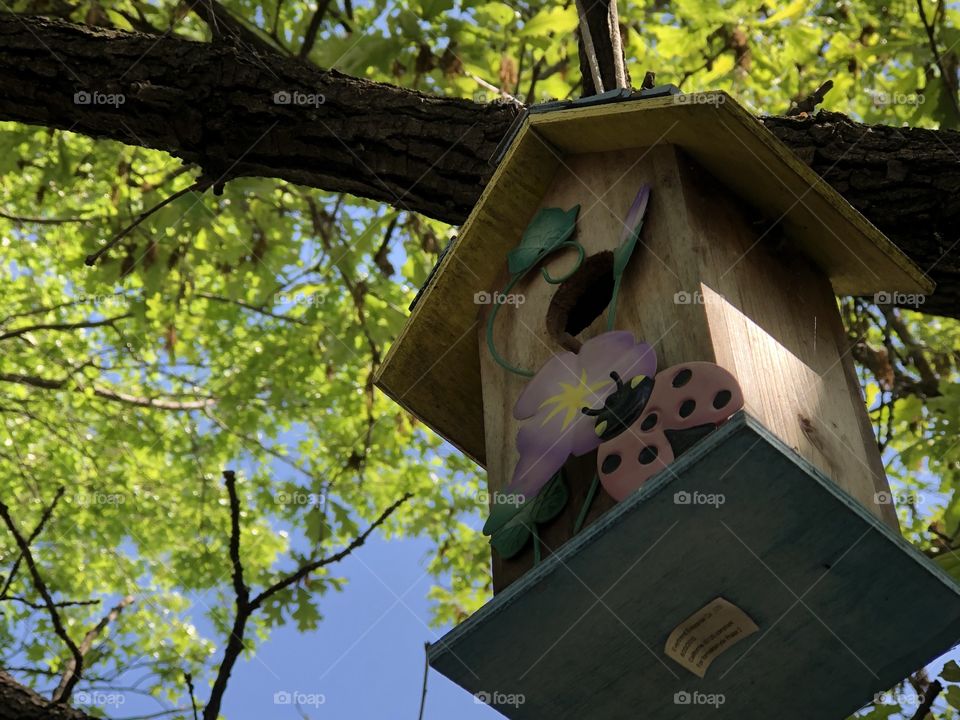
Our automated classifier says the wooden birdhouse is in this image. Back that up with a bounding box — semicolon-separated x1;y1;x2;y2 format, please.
375;91;960;719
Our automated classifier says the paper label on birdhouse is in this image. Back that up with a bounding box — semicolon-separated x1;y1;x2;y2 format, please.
664;597;758;678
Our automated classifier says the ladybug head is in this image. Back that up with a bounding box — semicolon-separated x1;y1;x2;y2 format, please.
582;371;654;442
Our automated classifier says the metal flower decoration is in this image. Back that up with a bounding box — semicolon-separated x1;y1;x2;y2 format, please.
505;331;657;499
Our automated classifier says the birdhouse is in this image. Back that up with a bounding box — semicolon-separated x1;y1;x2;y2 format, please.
375;91;960;719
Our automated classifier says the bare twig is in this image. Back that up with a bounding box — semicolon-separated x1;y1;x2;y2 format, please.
417;642;430;720
0;373;215;411
184;672;199;720
917;0;960;122
787;79;835;116
85;180;210;266
299;0;334;58
249;492;411;609
54;595;136;701
0;314;131;343
0;493;83;703
908;678;942;720
202;471;410;720
2;595;100;610
0;486;65;600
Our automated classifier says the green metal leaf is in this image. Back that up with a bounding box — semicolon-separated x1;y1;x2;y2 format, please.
506;205;580;275
529;470;569;524
482;496;524;536
489;519;532;559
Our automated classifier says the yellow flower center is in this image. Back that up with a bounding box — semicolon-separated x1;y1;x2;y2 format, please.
539;369;609;431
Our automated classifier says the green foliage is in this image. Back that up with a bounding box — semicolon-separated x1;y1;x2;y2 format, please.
3;0;960;716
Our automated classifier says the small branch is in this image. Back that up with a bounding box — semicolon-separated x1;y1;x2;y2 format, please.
0;494;83;703
908;678;942;720
223;471;250;608
0;314;131;343
196;292;308;325
299;0;334;59
85;180;210;266
2;595;100;610
0;210;91;225
0;373;215;411
202;473;410;720
417;641;429;720
184;672;199;720
249;492;411;609
787;79;835;116
0;486;65;600
53;595;136;701
917;0;960;122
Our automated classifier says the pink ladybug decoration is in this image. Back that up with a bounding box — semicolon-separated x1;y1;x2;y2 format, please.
593;362;744;501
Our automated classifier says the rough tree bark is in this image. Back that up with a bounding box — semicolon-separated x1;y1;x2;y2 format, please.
1;16;958;316
0;671;91;720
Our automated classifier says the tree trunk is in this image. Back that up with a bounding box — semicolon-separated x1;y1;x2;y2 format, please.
1;15;958;317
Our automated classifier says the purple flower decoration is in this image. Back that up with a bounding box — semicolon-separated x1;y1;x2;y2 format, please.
506;331;656;498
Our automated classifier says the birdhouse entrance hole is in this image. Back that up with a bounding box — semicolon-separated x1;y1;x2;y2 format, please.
545;250;614;345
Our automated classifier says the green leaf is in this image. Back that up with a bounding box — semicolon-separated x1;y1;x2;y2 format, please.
506;205;579;275
942;659;960;682
485;471;569;559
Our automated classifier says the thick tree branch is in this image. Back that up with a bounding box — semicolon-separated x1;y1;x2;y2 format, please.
0;670;91;720
1;16;959;316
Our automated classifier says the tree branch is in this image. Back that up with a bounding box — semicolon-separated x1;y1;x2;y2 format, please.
0;487;65;600
0;315;131;343
0;373;215;411
0;493;83;703
202;471;410;720
1;15;959;317
53;595;136;701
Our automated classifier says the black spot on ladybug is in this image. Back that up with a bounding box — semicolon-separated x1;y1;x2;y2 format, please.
713;390;732;409
640;413;658;431
601;453;622;474
638;446;659;464
679;399;696;418
672;368;693;387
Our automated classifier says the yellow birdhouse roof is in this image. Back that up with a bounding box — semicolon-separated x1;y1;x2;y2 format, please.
374;91;932;465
